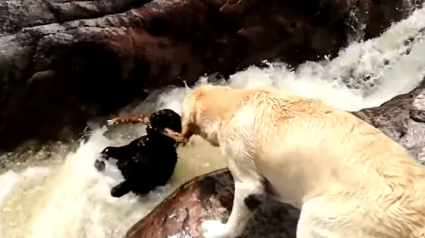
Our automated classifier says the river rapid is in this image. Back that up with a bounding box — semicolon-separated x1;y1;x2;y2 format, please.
1;4;425;238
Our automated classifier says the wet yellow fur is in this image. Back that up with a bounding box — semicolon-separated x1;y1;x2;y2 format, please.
176;84;425;238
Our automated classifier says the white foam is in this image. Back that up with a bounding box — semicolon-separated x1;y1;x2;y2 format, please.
19;128;158;238
1;5;425;238
0;167;50;238
155;6;425;113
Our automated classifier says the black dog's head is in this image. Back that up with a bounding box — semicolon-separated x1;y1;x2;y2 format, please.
146;109;182;136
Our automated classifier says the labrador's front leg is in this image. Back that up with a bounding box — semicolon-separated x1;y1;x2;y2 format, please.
202;158;265;238
202;181;264;238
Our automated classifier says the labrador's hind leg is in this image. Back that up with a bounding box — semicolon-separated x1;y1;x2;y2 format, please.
297;196;377;238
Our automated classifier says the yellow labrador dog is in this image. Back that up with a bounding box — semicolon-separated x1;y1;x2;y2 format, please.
163;84;425;238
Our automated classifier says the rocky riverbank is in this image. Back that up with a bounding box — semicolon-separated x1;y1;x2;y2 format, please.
1;0;423;152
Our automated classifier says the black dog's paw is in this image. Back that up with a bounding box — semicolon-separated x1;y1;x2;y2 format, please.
111;181;132;197
94;159;106;172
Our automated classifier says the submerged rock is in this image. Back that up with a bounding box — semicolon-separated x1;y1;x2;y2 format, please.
126;79;425;238
0;0;423;152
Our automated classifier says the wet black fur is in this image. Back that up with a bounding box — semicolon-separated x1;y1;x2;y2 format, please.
95;109;182;197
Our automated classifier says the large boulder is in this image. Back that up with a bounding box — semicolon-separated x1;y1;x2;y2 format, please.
125;79;425;238
0;0;423;152
125;169;300;238
352;79;425;161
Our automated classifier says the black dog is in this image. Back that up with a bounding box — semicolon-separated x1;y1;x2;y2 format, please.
95;109;182;198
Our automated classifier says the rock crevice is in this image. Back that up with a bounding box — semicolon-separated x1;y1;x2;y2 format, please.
1;0;423;152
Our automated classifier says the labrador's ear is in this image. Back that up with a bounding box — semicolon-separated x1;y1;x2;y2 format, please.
161;128;189;146
107;114;150;126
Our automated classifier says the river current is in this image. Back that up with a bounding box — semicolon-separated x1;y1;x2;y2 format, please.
1;4;425;238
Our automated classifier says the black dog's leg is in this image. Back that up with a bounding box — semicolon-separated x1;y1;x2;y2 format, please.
95;146;128;172
101;146;127;160
94;159;106;171
111;181;132;197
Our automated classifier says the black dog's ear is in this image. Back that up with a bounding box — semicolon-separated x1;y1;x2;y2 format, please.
149;109;182;133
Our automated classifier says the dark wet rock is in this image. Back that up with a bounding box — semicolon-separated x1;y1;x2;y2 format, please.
0;0;424;152
352;79;425;161
411;87;425;123
0;0;149;34
125;169;299;238
126;79;425;238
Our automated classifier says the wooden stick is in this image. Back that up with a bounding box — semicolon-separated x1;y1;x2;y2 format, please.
107;114;150;126
161;128;189;146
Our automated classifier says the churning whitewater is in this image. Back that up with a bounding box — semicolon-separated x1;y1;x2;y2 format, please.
1;4;425;238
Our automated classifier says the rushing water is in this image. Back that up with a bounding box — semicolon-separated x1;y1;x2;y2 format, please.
1;4;425;238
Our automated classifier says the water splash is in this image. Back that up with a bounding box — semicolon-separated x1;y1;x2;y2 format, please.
1;5;425;238
152;5;425;114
